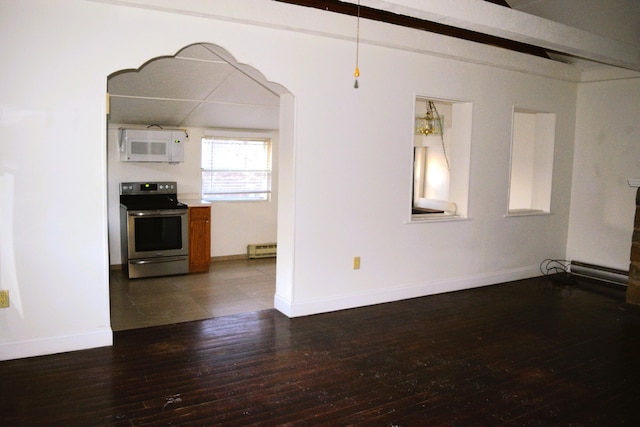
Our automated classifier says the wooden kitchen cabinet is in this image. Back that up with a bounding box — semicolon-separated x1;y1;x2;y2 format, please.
188;206;211;273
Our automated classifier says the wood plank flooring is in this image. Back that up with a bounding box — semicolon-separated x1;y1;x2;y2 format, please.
2;274;640;426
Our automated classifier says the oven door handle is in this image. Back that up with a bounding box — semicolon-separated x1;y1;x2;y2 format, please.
130;256;188;265
128;209;187;217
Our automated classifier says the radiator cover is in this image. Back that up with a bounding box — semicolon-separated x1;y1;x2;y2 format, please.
247;243;277;259
570;261;628;286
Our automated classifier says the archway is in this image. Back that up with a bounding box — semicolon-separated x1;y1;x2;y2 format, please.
105;43;294;330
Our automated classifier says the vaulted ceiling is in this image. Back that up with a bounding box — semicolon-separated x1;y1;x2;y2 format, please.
107;0;639;130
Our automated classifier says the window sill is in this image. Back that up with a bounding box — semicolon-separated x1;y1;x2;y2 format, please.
407;214;469;223
505;209;551;217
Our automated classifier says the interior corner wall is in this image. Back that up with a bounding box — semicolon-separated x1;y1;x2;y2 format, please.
274;93;296;315
566;78;640;270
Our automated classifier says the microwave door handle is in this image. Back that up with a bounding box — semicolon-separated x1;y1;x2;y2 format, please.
118;128;125;152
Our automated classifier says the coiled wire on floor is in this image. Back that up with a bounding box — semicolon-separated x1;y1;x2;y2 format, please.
540;259;570;276
539;258;576;291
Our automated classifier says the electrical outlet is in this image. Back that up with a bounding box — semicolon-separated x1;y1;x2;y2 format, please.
0;290;9;308
353;256;361;270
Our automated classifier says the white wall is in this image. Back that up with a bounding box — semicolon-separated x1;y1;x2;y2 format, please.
107;124;279;263
0;0;582;359
566;78;640;270
283;50;576;315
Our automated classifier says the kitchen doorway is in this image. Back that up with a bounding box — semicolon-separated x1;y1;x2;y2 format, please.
107;43;290;330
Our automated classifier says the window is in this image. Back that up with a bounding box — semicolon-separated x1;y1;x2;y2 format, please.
412;97;472;220
201;136;272;201
508;109;556;214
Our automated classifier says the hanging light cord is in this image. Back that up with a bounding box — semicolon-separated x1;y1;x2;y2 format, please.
354;0;360;88
440;127;450;171
429;101;450;171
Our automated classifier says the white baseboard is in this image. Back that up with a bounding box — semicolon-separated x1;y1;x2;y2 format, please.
273;294;293;317
275;266;540;318
0;329;113;361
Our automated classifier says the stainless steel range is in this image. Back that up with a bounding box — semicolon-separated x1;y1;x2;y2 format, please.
119;182;189;279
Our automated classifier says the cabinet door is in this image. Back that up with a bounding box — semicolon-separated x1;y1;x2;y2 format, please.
189;206;211;273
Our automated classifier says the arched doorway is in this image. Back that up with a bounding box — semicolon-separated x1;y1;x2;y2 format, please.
105;43;293;330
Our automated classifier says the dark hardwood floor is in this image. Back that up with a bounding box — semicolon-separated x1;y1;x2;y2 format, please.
2;274;640;426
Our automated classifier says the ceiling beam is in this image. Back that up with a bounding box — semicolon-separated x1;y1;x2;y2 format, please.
274;0;551;59
275;0;640;72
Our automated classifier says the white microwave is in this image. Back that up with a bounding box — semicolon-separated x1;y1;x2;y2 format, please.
119;128;186;163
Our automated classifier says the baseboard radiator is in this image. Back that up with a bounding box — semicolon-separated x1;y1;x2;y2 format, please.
247;243;277;259
570;261;628;286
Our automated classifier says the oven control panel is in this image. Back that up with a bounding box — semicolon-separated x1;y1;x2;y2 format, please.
120;182;178;195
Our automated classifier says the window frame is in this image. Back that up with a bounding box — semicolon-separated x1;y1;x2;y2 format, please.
201;135;273;202
410;96;473;222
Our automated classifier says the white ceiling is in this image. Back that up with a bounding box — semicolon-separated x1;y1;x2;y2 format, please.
507;0;640;47
107;1;639;130
107;44;285;130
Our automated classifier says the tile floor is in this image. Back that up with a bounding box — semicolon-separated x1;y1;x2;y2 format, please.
109;258;276;331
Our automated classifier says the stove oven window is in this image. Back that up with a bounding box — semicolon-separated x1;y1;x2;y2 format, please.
134;216;182;251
